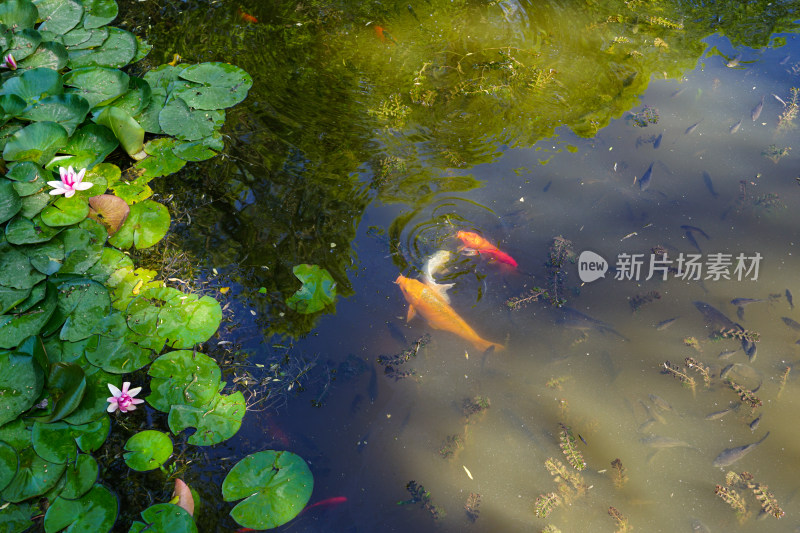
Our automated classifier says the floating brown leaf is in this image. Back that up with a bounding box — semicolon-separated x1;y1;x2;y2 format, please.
89;194;130;235
172;478;194;516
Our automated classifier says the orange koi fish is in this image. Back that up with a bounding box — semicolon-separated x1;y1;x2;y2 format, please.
456;230;518;268
395;275;504;352
374;25;386;42
238;7;258;23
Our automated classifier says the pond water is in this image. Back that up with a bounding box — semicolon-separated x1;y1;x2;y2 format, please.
121;0;800;531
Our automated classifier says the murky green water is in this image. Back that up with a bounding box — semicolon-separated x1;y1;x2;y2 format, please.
120;0;800;531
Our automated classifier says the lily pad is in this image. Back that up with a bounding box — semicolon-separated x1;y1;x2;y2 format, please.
19;94;90;136
8;280;45;314
168;392;245;446
88;194;128;235
19;192;51;218
286;264;337;314
0;501;38;533
61;123;119;169
6;161;47;196
43;484;117;533
5;213;63;244
108;199;170;250
45;278;110;342
69;415;110;453
94;105;144;158
40;361;86;422
0;67;62;105
2;121;68;166
0;180;22;225
0;419;30;451
62;367;117;425
85;246;132;283
85;331;151;373
222;450;313;530
40;194;90;227
18;41;69;71
124;430;173;471
0;94;27;121
0;352;43;425
0;278;57;348
104;75;151;116
59;219;107;274
105;266;158;311
1;446;67;502
63;67;128;109
32;421;77;463
133;137;186;178
23;238;64;275
143;65;183;92
0;0;39;30
62;26;107;50
175;62;253;110
81;0;117;29
8;29;42;61
126;287;222;349
158;96;225;141
0;441;19;492
36;0;84;35
0;242;45;290
60;453;97;500
133;88;165;134
68;27;135;69
129;503;197;533
171;132;223;162
146;350;221;412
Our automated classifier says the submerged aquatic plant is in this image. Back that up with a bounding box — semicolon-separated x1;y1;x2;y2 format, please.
716;328;760;343
777;88;799;130
684;357;712;387
464;492;481;522
462;395;491;420
726;378;762;409
761;144;791;163
608;506;631;533
534;492;562;518
438;434;463;459
611;458;628;488
726;472;785;519
777;366;791;400
398;481;445;520
715;484;749;521
661;360;697;394
558;423;586;471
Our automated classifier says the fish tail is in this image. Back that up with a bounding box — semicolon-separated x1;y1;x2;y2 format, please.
473;338;504;353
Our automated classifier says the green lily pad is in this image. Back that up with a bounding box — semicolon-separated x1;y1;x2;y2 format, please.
104;75;151;116
85;330;151;373
2;121;68;166
63;67;128;109
85;246;132;283
23;237;64;275
0;420;30;452
0;501;38;533
1;446;67;502
108;199;170;250
107;171;152;204
124;430;173;471
62;26;107;49
129;503;197;533
105;266;157;310
94;105;144;158
42;336;90;365
61;124;119;170
41;361;86;422
168;392;245;446
8;281;44;315
19;192;50;218
0;241;46;289
81;0;117;29
143;65;182;92
5;213;63;244
18;41;69;71
286;264;337;314
0;352;43;425
62;367;117;425
40;195;90;227
0;0;39;30
222;451;313;530
171;132;223;162
0;441;19;491
133;88;165;134
0;179;22;225
175;62;253;110
68;27;135;68
133;137;186;178
0;280;57;348
0;285;30;315
0;67;62;105
0;94;26;120
19;94;89;136
69;415;110;453
6;161;47;196
7;29;41;62
127;287;222;349
32;421;77;464
0;123;24;152
44;484;117;533
59;219;107;274
158;96;225;141
35;0;84;35
60;453;97;500
146;350;221;412
45;278;110;342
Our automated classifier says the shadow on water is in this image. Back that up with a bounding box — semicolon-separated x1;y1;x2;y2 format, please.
115;0;800;531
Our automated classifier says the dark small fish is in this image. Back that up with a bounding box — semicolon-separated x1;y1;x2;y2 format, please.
729;119;742;133
368;364;378;403
751;95;764;121
639;162;654;191
558;308;628;340
743;341;757;361
749;416;761;432
782;317;800;331
670;87;686;98
681;225;710;240
656;317;679;330
712;432;769;467
641;435;698;450
718;349;737;360
653;133;662;149
685;231;702;253
786;289;794;310
542;180;552;192
578;434;588;445
701;171;719;198
649;394;673;412
705;407;735;420
736;306;744;321
731;298;764;307
685;122;700;135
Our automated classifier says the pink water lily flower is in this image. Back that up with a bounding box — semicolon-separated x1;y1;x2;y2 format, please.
48;166;93;198
107;382;144;413
1;53;16;70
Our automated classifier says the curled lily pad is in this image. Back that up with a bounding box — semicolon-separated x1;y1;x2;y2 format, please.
37;361;86;422
88;194;129;235
124;430;173;471
0;352;43;425
222;451;313;530
2;121;68;166
43;484;117;532
129;503;197;533
168;392;245;446
286;264;337;314
94;105;144;158
146;350;221;412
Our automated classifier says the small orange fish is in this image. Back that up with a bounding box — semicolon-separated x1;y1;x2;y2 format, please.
238;7;258;23
395;275;504;352
456;231;518;268
374;25;386;42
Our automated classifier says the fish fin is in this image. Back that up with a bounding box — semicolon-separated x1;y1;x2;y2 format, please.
427;281;454;303
406;305;417;321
